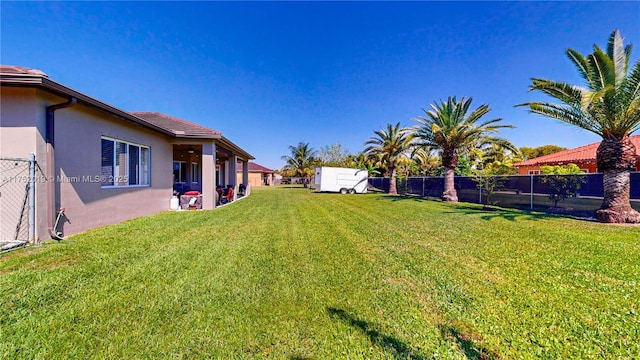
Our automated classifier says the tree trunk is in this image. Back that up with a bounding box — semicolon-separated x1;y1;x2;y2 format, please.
595;135;640;223
442;167;458;202
388;165;397;195
441;148;458;202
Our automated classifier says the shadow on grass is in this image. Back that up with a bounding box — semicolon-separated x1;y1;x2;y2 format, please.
376;194;429;202
326;307;427;360
438;325;499;360
444;204;568;222
374;192;598;222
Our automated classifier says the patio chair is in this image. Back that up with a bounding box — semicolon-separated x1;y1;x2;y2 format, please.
220;185;234;204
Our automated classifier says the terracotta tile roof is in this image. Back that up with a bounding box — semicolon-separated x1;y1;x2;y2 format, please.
514;135;640;167
0;65;48;77
237;162;274;173
130;112;221;139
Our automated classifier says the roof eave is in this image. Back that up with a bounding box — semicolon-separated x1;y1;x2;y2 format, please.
514;158;596;167
218;136;255;161
174;133;222;140
1;73;175;137
3;73;255;158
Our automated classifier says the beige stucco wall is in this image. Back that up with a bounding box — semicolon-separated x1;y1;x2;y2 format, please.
54;102;173;237
237;171;265;188
0;87;44;158
236;171;273;188
200;142;216;209
0;87;50;242
1;87;175;241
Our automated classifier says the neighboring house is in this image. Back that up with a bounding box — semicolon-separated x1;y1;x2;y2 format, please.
235;162;275;188
1;65;254;243
513;135;640;175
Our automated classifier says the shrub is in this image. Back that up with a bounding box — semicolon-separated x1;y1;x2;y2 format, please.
540;164;586;207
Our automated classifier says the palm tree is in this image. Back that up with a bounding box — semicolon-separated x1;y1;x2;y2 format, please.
481;143;521;169
347;152;381;177
413;96;515;202
364;123;412;195
518;30;640;223
410;146;439;176
281;142;318;185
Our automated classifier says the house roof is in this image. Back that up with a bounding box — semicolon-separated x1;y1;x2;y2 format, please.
0;65;48;76
514;135;640;167
1;65;254;160
130;112;221;138
132;111;253;160
237;162;274;173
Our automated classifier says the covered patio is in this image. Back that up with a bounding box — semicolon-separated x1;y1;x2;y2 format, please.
132;112;254;209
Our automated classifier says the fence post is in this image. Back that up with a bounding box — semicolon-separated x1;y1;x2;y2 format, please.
530;174;534;210
29;153;36;242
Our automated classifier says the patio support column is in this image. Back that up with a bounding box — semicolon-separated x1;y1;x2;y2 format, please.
242;160;249;190
219;161;226;187
229;155;238;201
201;142;216;210
220;160;229;187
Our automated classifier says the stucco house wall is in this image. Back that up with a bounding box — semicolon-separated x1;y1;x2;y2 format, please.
1;87;175;239
1;87;45;160
237;172;262;188
54;102;173;236
236;162;274;188
515;162;599;175
1;87;53;241
1;66;253;242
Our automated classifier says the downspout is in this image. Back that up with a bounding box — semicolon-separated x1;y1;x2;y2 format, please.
29;153;36;242
46;97;77;239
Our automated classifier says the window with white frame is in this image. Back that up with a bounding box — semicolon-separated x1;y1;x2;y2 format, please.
173;161;187;183
191;162;199;183
528;170;541;175
101;137;150;187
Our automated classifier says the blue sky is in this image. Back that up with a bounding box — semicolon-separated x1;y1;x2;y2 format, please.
2;1;639;169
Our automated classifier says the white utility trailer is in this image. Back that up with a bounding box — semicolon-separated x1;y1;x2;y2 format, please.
314;167;368;194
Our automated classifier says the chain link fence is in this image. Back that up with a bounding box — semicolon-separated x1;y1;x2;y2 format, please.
1;156;37;251
369;173;640;219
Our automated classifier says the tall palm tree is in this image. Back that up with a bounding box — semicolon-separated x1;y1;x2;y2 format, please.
413;96;515;202
281;142;318;184
518;30;640;223
364;122;411;195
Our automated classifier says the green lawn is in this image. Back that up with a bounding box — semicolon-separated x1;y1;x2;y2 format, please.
1;187;639;359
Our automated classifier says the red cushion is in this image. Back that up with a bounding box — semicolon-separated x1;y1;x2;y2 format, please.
184;191;200;196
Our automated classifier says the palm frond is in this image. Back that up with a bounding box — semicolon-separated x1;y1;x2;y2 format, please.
522;30;639;139
529;79;582;107
524;102;603;136
623;60;640;101
589;47;616;91
608;29;629;85
566;49;592;86
477;117;514;130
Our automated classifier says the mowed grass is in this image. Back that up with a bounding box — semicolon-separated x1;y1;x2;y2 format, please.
1;187;639;359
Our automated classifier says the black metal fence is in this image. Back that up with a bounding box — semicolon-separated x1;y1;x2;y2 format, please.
369;173;640;218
